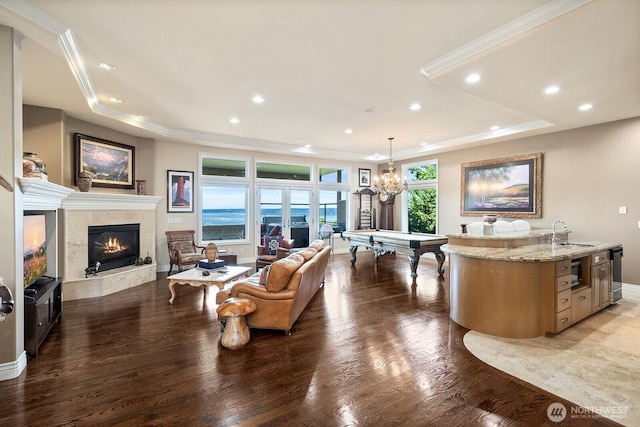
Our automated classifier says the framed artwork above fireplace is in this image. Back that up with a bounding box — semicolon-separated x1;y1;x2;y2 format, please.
74;133;135;189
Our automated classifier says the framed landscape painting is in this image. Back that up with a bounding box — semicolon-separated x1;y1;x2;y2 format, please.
75;133;135;189
460;153;542;218
167;170;194;213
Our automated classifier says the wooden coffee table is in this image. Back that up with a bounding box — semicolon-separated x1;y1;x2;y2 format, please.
168;266;251;304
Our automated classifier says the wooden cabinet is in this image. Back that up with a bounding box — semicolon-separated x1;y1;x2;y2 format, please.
549;253;613;333
25;277;62;358
591;250;611;311
551;259;573;332
572;286;592;323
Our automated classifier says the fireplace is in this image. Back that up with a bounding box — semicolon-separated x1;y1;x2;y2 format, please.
88;223;140;272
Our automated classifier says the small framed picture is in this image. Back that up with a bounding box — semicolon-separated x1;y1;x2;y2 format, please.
358;168;371;187
167;170;194;213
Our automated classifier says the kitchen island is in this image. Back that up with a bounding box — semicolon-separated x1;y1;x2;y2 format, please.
442;230;621;338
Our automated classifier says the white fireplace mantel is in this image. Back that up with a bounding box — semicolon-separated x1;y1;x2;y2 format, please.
62;192;162;211
19;178;74;210
19;178;162;211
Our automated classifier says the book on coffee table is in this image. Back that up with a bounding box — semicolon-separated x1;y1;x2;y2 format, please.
198;259;225;269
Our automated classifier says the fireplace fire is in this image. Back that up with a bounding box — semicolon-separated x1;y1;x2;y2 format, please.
103;237;128;255
88;223;140;272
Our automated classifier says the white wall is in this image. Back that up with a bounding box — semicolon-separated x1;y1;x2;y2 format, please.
390;117;640;283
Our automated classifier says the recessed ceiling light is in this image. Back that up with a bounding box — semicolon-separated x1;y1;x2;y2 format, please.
409;103;421;111
252;95;264;104
465;73;481;84
544;85;560;94
99;62;116;71
345;129;353;134
229;117;240;124
578;103;593;111
420;142;428;146
109;97;123;103
490;125;500;131
304;144;311;148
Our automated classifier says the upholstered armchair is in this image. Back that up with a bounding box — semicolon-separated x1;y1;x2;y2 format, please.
256;237;295;271
165;230;205;274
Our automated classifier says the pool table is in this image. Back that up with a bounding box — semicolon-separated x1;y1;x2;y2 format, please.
341;230;448;278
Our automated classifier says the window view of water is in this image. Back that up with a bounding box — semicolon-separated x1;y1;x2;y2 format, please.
202;207;338;226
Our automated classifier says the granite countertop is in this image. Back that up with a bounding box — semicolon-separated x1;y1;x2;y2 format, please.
446;229;555;240
441;241;621;262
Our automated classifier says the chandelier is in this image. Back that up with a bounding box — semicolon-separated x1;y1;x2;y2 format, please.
374;137;408;199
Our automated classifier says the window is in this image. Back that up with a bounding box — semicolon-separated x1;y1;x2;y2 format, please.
199;154;350;245
202;157;247;178
201;184;249;242
256;162;311;181
404;161;438;234
199;154;250;242
319;167;349;183
319;190;348;232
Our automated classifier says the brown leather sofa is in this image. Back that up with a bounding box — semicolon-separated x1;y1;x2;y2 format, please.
217;240;331;334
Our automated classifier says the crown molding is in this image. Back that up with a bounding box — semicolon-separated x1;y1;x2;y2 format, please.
420;0;593;79
421;120;553;153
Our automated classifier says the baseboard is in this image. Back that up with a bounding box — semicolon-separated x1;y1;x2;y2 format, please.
0;351;27;381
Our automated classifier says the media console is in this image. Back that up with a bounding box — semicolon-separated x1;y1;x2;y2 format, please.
24;277;62;358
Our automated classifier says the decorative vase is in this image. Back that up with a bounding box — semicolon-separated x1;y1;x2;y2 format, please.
22;159;36;177
205;243;218;262
22;152;48;181
483;214;498;224
77;171;92;192
460;224;468;234
136;179;146;195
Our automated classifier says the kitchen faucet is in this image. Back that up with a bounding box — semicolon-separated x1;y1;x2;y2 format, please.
552;220;567;245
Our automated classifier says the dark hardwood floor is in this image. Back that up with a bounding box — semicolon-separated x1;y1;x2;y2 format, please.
0;253;619;426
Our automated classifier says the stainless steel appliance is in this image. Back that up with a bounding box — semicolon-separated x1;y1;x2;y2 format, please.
610;246;623;302
571;259;583;288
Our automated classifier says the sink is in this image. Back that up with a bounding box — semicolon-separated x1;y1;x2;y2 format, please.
557;242;594;247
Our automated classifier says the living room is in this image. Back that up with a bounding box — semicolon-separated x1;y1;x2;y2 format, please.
1;1;640;425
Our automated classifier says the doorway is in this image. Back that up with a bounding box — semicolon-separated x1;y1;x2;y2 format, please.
258;187;313;249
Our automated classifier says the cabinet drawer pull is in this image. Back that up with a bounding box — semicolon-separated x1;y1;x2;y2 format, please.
560;266;569;271
560;281;569;286
560;298;569;303
579;296;586;300
37;322;43;326
560;318;569;323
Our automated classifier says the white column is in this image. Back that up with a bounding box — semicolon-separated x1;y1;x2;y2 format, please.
0;24;27;379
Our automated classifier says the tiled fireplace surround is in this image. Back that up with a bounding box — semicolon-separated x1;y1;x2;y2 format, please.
21;179;161;301
61;192;161;300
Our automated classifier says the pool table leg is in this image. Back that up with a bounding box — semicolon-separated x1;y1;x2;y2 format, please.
435;252;446;276
408;255;420;278
349;245;358;265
